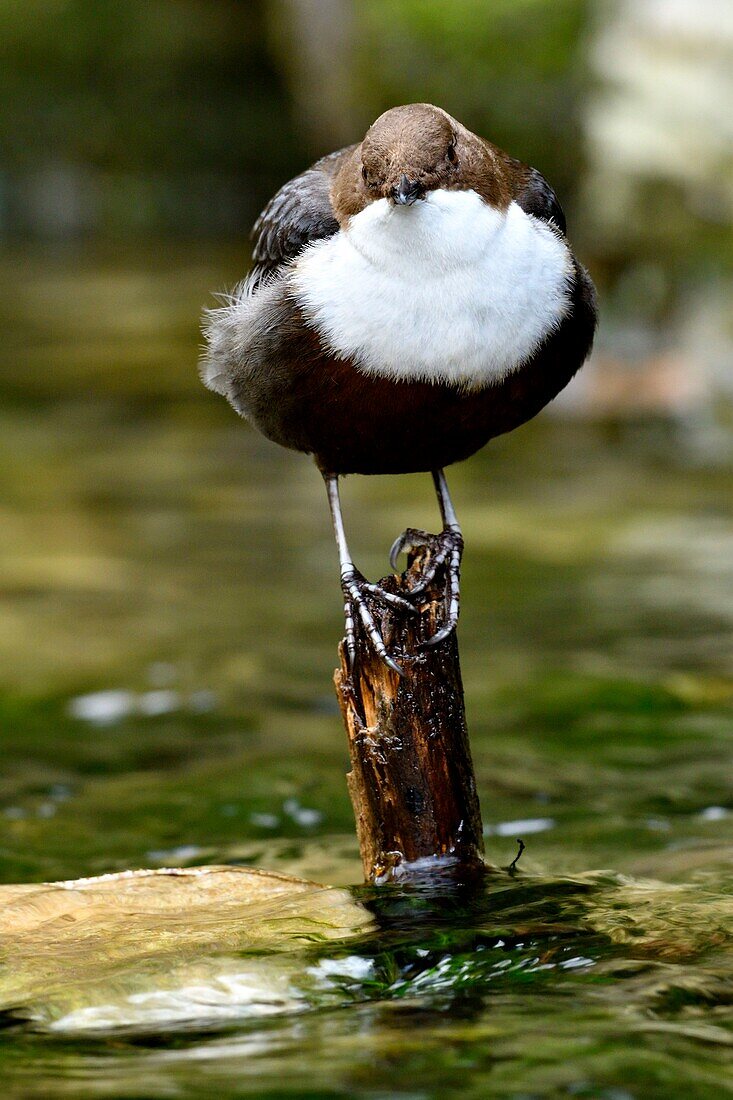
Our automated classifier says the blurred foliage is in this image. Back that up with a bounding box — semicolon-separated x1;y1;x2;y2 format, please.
0;0;591;237
0;0;730;353
0;1;272;171
360;0;591;205
0;0;296;234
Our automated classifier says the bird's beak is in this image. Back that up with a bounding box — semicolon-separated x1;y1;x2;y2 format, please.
392;174;424;206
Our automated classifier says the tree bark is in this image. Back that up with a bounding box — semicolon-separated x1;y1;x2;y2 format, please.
334;532;484;883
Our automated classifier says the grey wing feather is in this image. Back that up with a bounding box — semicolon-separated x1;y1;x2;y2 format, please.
247;145;356;293
515;166;566;235
202;147;353;401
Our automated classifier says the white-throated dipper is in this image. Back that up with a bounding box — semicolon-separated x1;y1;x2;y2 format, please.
202;103;597;674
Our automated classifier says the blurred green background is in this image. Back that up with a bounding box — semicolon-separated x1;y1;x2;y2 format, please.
0;0;732;885
1;0;730;880
1;3;732;1096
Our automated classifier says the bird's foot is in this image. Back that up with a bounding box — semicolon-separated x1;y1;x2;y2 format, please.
341;568;415;676
389;525;463;647
390;526;463;596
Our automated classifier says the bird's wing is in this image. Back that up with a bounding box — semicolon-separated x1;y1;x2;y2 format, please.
248;145;356;293
514;166;566;235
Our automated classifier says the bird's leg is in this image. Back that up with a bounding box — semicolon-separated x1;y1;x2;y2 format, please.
324;473;414;676
389;468;463;648
419;469;463;647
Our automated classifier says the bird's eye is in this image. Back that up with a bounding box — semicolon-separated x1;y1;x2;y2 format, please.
361;165;369;184
446;142;457;164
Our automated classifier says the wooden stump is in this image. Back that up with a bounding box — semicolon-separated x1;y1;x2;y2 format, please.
334;531;484;883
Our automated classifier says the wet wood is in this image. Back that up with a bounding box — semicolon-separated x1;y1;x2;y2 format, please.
334;532;484;883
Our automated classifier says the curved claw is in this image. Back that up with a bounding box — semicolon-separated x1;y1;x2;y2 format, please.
389;528;431;573
389;533;405;573
381;653;405;677
419;618;457;649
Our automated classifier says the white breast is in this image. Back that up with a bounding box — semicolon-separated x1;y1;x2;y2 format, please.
289;189;573;389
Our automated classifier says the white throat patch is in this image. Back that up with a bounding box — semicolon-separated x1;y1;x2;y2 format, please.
290;189;573;389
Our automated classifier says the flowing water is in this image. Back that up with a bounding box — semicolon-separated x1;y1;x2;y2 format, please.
0;246;731;1097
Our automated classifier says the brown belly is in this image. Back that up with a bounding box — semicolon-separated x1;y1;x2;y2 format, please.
248;347;561;474
237;265;596;475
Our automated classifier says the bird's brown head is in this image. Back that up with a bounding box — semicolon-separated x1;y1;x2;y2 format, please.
331;103;507;223
361;103;458;205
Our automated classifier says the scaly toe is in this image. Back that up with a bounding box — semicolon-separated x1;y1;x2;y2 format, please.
341;570;407;675
409;528;463;596
363;581;417;614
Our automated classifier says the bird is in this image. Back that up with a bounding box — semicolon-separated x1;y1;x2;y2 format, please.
201;103;597;675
